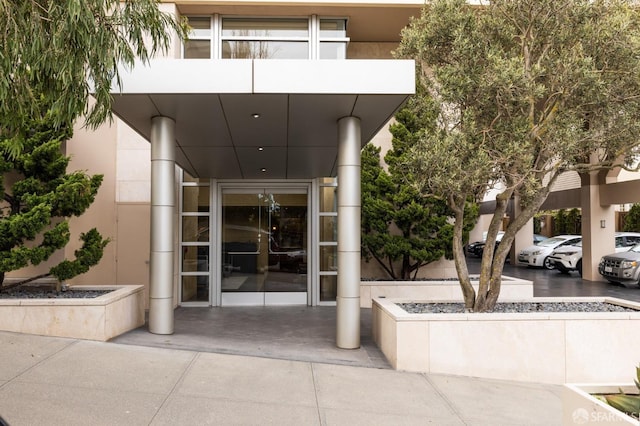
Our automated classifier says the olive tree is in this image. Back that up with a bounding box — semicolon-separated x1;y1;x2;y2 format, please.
396;0;640;311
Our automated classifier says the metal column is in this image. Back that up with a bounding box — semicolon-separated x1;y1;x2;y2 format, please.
149;116;176;335
336;116;361;349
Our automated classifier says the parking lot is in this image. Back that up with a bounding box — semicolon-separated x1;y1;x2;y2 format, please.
465;255;640;302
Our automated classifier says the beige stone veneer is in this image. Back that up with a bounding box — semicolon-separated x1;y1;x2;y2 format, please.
372;296;640;384
0;285;144;341
360;275;533;308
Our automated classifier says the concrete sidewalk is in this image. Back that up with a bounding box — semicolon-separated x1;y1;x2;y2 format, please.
0;331;562;425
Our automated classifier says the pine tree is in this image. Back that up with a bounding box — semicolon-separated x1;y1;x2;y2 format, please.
0;115;108;289
361;106;477;280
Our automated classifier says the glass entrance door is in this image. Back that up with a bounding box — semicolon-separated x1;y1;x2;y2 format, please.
220;188;308;305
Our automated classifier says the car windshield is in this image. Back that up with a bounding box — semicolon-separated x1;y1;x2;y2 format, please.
538;237;567;247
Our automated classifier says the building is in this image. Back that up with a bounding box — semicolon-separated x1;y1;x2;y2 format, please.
10;0;640;348
10;0;422;348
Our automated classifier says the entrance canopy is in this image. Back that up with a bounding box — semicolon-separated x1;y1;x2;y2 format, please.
111;59;414;179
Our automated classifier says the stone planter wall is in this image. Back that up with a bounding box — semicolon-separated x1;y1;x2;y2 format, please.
0;285;145;341
563;384;638;425
372;296;640;384
360;275;533;308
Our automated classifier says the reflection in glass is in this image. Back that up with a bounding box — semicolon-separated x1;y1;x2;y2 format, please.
320;42;346;59
183;186;210;213
182;216;209;242
320;19;346;37
222;41;308;59
222;18;308;37
184;40;211;58
221;192;307;293
319;216;337;242
319;186;337;212
320;245;337;271
320;275;337;302
182;246;209;272
182;275;209;302
187;17;212;37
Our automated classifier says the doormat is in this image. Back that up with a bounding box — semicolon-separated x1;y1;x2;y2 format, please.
222;276;248;290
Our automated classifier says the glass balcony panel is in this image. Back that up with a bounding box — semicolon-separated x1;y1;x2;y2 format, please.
320;42;346;59
187;17;212;37
222;41;308;59
222;18;308;37
319;19;347;37
184;40;211;58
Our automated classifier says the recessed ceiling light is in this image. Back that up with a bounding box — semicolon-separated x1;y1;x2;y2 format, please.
258;147;264;151
260;167;267;172
251;113;261;119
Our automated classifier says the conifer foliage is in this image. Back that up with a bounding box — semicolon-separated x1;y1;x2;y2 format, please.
0;116;108;289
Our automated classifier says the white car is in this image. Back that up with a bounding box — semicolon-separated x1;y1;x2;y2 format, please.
517;235;582;269
548;232;640;276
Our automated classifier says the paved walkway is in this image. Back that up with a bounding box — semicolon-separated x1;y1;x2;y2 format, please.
0;331;563;425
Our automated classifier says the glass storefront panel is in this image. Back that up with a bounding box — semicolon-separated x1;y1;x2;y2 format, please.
319;186;337;212
182;275;209;302
319;245;337;271
182;216;209;242
319;216;337;242
221;191;308;298
222;41;308;59
182;246;209;272
320;275;337;302
183;186;210;213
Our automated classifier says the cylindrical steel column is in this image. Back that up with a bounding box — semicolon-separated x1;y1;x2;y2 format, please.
149;116;176;335
336;116;361;349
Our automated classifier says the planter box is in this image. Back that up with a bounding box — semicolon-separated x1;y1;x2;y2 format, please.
0;285;145;341
372;296;640;384
563;384;638;425
360;275;533;308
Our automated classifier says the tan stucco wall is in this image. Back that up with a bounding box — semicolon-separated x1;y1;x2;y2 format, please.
65;122;118;285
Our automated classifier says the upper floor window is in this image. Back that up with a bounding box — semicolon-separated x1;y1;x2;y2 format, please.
184;16;348;60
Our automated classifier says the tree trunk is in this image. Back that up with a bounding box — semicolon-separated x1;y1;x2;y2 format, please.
449;195;475;311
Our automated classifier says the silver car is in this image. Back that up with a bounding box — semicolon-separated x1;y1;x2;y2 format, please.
598;243;640;286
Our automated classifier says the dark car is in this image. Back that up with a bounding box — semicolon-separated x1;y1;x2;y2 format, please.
467;232;545;258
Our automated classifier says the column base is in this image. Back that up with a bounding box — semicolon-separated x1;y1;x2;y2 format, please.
148;297;174;335
336;296;360;349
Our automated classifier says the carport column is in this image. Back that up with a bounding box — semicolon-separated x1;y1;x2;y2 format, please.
149;116;176;335
580;170;615;281
336;116;361;349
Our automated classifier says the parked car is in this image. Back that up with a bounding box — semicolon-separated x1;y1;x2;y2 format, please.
598;242;640;286
549;232;640;276
517;235;582;269
467;232;545;258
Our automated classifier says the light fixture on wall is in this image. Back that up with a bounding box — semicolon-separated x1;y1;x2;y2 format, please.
600;219;606;228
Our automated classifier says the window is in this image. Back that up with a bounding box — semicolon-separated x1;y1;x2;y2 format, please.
183;15;348;60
